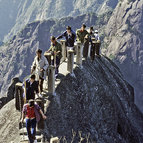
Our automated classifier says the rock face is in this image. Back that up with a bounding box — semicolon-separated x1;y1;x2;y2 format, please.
45;57;143;142
103;0;143;112
0;77;21;109
0;56;143;143
0;100;21;143
0;0;118;41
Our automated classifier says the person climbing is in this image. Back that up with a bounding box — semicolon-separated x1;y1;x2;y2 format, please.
57;26;76;52
23;74;38;103
46;36;62;78
21;99;46;143
76;24;89;44
31;49;49;94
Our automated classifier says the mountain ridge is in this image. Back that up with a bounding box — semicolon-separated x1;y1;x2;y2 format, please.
0;0;118;42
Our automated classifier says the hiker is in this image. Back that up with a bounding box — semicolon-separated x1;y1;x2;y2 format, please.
90;30;101;60
94;30;100;41
23;74;38;103
57;26;76;52
21;99;46;143
76;24;88;44
46;36;62;78
88;26;95;43
87;26;95;58
94;30;101;57
31;49;49;94
76;24;89;57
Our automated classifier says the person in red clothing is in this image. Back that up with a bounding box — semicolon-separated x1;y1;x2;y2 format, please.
21;99;46;143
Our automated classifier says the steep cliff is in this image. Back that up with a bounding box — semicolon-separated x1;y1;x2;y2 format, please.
103;0;143;112
45;56;143;143
0;56;143;143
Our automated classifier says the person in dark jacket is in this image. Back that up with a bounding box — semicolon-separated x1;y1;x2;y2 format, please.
88;26;95;43
23;74;39;102
76;24;88;44
57;26;76;51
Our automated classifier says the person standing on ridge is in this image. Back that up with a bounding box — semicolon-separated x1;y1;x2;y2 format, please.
21;99;46;143
76;24;89;57
57;26;76;52
31;49;49;95
76;24;88;44
90;30;101;60
88;26;95;43
94;30;100;41
46;36;62;78
23;74;38;103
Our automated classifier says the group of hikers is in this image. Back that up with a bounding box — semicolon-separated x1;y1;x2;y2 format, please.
20;24;100;143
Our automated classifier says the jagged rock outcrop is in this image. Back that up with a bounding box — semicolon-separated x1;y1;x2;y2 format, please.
0;0;118;42
0;56;143;143
45;57;143;143
0;77;21;109
103;0;143;112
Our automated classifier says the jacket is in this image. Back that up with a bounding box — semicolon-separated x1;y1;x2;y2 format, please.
49;41;62;59
31;55;49;79
57;30;76;47
23;79;38;100
76;29;89;43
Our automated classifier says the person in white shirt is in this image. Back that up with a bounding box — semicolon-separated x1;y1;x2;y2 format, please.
31;49;49;94
94;30;100;41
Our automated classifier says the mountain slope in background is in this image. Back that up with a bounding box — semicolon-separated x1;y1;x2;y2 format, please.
0;0;118;42
1;12;112;99
103;0;143;112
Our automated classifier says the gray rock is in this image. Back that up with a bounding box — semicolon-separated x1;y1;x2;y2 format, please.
0;77;21;109
103;0;143;113
44;57;143;143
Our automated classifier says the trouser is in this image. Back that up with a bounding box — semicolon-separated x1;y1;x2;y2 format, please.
26;118;37;143
90;43;96;61
39;77;44;93
83;39;89;58
52;56;61;75
95;43;100;56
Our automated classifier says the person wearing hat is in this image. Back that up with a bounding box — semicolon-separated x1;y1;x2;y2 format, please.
21;99;46;143
57;26;76;51
76;24;89;44
23;74;38;103
46;36;62;78
94;30;100;41
31;49;49;94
